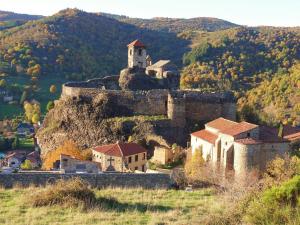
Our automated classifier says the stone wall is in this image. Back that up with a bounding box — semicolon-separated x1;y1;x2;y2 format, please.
0;173;173;189
61;82;236;124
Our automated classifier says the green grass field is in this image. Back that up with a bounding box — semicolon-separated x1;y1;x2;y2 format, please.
0;187;223;225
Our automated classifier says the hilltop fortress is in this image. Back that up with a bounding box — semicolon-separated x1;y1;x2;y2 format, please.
62;40;236;130
37;40;236;154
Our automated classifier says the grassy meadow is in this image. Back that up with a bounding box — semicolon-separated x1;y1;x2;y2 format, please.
0;187;223;225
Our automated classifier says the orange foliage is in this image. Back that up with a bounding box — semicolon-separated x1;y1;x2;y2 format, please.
42;140;83;170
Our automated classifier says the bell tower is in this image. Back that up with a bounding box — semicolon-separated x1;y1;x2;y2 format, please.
127;40;147;69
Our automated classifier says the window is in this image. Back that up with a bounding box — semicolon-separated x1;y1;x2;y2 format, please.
135;166;138;170
247;133;251;137
142;165;145;172
138;49;142;56
135;155;138;162
143;153;146;160
128;156;132;163
225;142;228;146
130;49;132;55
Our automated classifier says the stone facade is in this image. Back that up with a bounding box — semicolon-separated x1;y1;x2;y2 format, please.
92;143;147;172
128;40;147;69
60;154;100;173
151;146;174;165
0;173;173;189
62;83;236;127
191;118;292;177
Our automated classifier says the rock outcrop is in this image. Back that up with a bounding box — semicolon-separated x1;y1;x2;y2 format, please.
119;68;165;91
36;95;171;155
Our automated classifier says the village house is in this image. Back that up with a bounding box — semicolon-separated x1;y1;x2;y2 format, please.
26;151;42;169
4;152;26;168
191;117;300;176
59;154;99;174
151;146;174;165
146;60;178;78
92;142;147;172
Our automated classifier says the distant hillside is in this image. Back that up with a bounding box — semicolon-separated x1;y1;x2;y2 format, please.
0;8;189;79
101;13;239;33
238;63;300;126
0;10;43;30
180;27;300;91
179;26;300;125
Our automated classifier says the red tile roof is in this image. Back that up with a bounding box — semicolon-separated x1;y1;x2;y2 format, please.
205;117;238;132
93;142;147;157
221;121;258;136
127;39;146;48
259;126;299;143
282;126;300;142
191;130;218;144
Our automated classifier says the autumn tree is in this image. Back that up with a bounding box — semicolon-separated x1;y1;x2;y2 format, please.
0;79;6;87
21;160;33;170
24;102;41;124
49;85;57;93
185;147;205;183
42;140;84;170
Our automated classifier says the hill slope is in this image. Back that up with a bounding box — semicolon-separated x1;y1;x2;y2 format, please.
101;13;239;33
179;27;300;125
0;8;189;79
0;10;43;30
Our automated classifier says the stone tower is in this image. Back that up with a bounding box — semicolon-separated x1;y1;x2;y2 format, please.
167;93;186;128
127;40;147;69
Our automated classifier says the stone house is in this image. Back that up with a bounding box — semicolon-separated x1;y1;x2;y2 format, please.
26;151;42;169
146;60;178;78
92;142;147;172
60;154;100;174
151;146;174;165
4;152;26;168
191;117;300;176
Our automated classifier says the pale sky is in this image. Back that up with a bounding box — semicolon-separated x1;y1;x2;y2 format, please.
1;0;300;27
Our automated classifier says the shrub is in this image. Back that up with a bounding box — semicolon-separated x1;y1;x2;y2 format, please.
42;140;84;170
184;148;205;184
245;175;300;225
263;155;300;189
21;160;33;170
29;178;96;209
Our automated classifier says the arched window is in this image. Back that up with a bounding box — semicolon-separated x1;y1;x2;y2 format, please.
138;49;142;56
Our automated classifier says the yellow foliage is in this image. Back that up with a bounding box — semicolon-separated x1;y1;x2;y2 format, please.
185;148;205;182
43;140;84;170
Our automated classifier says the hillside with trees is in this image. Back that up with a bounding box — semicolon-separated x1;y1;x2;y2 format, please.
0;8;189;79
101;13;239;33
238;63;300;126
180;27;300;125
0;8;300;125
0;10;43;30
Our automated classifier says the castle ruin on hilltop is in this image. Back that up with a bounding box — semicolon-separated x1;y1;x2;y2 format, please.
61;40;236;144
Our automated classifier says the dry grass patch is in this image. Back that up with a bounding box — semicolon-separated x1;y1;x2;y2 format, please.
28;178;96;209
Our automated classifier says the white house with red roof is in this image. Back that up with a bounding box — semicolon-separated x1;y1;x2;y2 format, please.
191;117;300;176
92;142;147;172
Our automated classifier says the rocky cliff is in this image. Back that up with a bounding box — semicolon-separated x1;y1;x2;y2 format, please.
36;94;172;155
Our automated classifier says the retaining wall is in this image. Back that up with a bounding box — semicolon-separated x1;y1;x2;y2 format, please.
0;173;173;189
